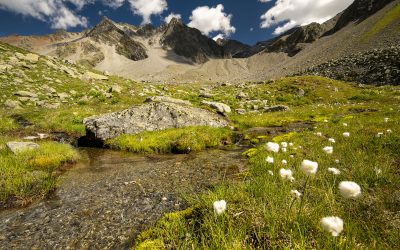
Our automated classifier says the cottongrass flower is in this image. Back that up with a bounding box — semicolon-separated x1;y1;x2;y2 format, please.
339;181;361;199
266;156;274;164
279;168;294;182
213;200;227;215
384;117;389;123
291;190;302;199
387;129;393;133
343;123;348;127
316;132;323;137
289;142;294;147
268;170;274;176
328;167;341;175
343;132;350;137
281;159;287;165
289;155;294;158
320;216;344;237
281;142;288;148
376;132;384;138
324;119;329;123
335;159;340;164
323;146;333;154
300;160;318;176
266;142;280;153
375;168;382;176
328;138;336;143
282;147;287;153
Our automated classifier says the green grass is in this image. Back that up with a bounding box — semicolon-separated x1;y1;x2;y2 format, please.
0;140;79;205
363;3;400;40
106;126;233;153
135;109;400;249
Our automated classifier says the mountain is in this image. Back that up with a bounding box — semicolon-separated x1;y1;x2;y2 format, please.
86;17;148;61
0;0;398;84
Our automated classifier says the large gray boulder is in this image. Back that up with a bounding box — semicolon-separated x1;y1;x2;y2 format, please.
83;102;229;141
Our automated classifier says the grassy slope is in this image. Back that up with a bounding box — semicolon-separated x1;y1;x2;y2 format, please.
135;99;400;249
363;2;400;40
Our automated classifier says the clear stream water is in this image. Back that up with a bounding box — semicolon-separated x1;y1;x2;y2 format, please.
0;148;246;249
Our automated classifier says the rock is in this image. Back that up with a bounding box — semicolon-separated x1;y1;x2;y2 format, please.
83;102;229;141
61;65;78;78
201;101;231;114
83;71;109;80
44;103;61;109
25;53;39;63
236;91;248;99
145;96;192;106
58;92;70;100
264;105;290;112
236;109;246;115
4;99;22;109
110;85;122;93
297;88;305;97
14;91;38;98
199;90;213;98
6;142;40;154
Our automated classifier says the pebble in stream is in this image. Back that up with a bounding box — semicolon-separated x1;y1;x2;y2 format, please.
0;148;246;249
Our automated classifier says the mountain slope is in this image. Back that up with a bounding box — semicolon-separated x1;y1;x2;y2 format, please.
0;0;398;84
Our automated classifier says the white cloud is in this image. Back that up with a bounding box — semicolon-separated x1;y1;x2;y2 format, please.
102;0;125;9
260;0;354;35
188;4;236;36
213;34;224;41
0;0;88;29
164;13;181;23
128;0;167;24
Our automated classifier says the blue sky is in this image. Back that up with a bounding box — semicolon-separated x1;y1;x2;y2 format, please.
0;0;354;45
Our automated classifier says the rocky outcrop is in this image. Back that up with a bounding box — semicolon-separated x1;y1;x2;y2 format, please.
215;38;251;57
86;17;147;61
6;142;40;154
236;22;327;57
327;0;396;34
299;46;400;85
83;101;229;142
160;18;225;63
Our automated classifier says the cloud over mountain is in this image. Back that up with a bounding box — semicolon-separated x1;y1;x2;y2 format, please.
188;4;235;36
128;0;168;24
260;0;354;34
0;0;89;29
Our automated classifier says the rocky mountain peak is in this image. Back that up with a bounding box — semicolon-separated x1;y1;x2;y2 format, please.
160;19;224;63
86;16;148;61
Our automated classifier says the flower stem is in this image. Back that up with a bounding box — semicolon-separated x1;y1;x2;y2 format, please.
297;176;310;219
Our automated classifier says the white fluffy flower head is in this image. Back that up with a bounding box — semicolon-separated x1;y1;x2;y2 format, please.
281;142;288;148
213;200;227;215
343;132;350;137
339;181;361;199
279;168;294;182
320;216;344;237
328;138;336;143
291;189;302;199
266;156;274;164
328;167;341;175
281;159;287;165
300;160;318;176
323;146;333;154
266;142;280;153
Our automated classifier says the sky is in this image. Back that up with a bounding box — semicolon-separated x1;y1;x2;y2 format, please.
0;0;354;46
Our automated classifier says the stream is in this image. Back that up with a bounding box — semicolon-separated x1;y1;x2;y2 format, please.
0;148;246;249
